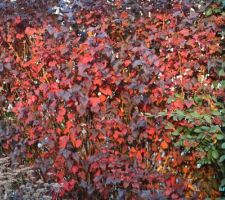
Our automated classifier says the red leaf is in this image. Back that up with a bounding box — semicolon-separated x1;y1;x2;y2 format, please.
59;136;69;149
113;131;119;140
180;28;190;36
78;171;86;179
93;79;102;86
164;188;173;196
63;179;75;191
124;60;131;67
71;166;79;174
59;44;68;55
56;115;64;123
89;97;100;107
49;61;57;67
25;27;35;36
59;106;66;116
156;14;164;21
16;33;25;39
136;151;142;160
57;106;66;123
70;133;82;148
68;179;76;191
15;16;22;24
70;132;76;146
27;95;37;105
75;139;82;148
99;94;106;102
123;181;130;188
99;87;112;96
173;99;184;109
160;141;168;150
147;128;155;136
184;100;194;108
80;54;93;64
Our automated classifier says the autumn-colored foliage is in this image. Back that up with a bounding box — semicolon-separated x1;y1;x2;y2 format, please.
0;0;225;199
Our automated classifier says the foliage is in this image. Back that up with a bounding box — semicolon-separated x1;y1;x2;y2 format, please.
0;0;224;199
217;0;225;8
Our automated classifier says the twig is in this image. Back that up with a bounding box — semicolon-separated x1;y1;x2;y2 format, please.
178;52;184;98
42;68;49;83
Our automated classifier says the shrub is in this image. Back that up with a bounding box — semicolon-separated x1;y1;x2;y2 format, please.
0;0;224;199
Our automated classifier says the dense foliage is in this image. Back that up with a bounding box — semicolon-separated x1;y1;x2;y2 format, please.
0;0;224;199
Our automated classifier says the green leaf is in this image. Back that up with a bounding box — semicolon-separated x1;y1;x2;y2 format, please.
194;128;202;133
174;141;182;147
219;69;225;77
158;112;167;117
197;133;204;140
201;126;210;131
176;110;184;115
217;134;225;140
174;93;181;98
209;126;219;133
171;130;180;136
220;178;225;187
186;135;193;139
145;113;153;117
212;150;219;159
204;115;211;124
212;111;221;116
219;155;225;162
205;8;213;16
190;112;202;119
175;110;185;120
221;80;225;88
165;122;174;129
194;96;202;104
185;115;194;123
222;143;225;149
167;97;174;104
213;8;221;14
